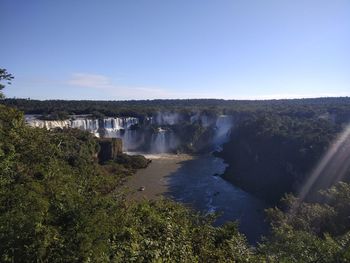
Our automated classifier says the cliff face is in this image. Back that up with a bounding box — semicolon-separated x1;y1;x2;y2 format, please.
98;138;123;163
219;113;342;204
219;134;296;204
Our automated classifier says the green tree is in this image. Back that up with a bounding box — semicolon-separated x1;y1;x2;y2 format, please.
259;182;350;262
0;68;14;99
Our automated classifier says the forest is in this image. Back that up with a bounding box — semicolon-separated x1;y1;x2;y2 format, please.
2;97;350;119
3;97;350;203
1;98;350;261
219;110;350;204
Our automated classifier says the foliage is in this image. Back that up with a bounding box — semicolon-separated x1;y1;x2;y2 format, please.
38;111;70;120
0;104;256;262
0;69;14;99
114;153;151;170
259;182;350;262
220;111;345;203
2;97;350;119
1;101;350;261
0;105;120;261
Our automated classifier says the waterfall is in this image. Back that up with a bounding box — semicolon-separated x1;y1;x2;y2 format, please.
151;128;168;153
214;115;233;150
124;117;138;128
26;119;71;130
122;131;140;151
25;113;233;153
153;112;180;125
150;128;179;153
103;117;138;140
190;113;215;127
104;118;122;137
71;119;99;136
25;116;138;139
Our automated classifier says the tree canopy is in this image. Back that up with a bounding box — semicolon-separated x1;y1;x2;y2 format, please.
1;103;350;261
0;68;14;99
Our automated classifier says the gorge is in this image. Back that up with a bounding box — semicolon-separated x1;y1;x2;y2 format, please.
2;98;350;261
25;111;270;243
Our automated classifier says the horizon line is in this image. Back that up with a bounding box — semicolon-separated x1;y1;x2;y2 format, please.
4;96;350;102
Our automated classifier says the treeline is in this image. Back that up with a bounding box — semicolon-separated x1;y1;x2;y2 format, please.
1;104;350;262
2;97;350;118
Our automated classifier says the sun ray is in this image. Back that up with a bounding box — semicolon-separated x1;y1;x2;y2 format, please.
289;124;350;215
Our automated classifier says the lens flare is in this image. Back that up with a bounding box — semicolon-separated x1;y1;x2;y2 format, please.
290;124;350;214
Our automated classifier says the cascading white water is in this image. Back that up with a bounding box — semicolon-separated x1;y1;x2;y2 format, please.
213;115;233;150
151;129;168;153
71;119;99;136
25;113;233;153
190;113;216;127
153;112;180;125
124;117;138;128
25;116;138;139
150;128;179;153
26;116;139;151
103;118;139;151
103;118;123;137
27;119;71;130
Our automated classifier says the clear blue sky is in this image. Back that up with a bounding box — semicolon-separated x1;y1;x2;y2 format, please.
1;0;349;100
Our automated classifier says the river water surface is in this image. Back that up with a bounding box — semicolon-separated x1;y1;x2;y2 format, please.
124;153;268;243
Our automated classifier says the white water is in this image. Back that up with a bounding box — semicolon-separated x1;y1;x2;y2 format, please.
25;113;233;152
71;119;99;135
26;116;138;146
214;115;233;150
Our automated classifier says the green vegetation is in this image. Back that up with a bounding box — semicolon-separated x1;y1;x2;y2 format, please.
0;104;254;262
259;182;350;262
1;103;350;262
219;111;346;203
2;97;350;118
114;153;151;169
38;111;70;120
0;69;14;99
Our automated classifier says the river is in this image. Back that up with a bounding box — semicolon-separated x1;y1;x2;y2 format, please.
123;153;269;244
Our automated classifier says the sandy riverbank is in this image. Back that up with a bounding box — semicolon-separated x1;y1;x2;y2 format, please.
122;154;194;200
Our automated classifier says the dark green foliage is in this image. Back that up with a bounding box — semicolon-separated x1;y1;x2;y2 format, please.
111;200;258;262
3;97;350;119
0;69;14;99
266;182;350;238
260;182;350;262
172;122;215;152
220;112;343;203
38;111;70;120
0;105;120;261
0;105;256;262
2;103;350;262
115;153;151;169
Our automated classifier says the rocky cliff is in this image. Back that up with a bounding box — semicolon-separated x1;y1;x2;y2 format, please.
98;138;123;163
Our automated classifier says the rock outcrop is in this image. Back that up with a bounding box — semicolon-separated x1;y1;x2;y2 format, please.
98;138;123;163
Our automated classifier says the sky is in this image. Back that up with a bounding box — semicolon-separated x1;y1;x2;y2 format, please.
1;0;349;100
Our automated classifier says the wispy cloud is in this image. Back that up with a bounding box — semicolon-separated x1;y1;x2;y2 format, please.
66;73;350;100
67;73;114;90
67;73;176;99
